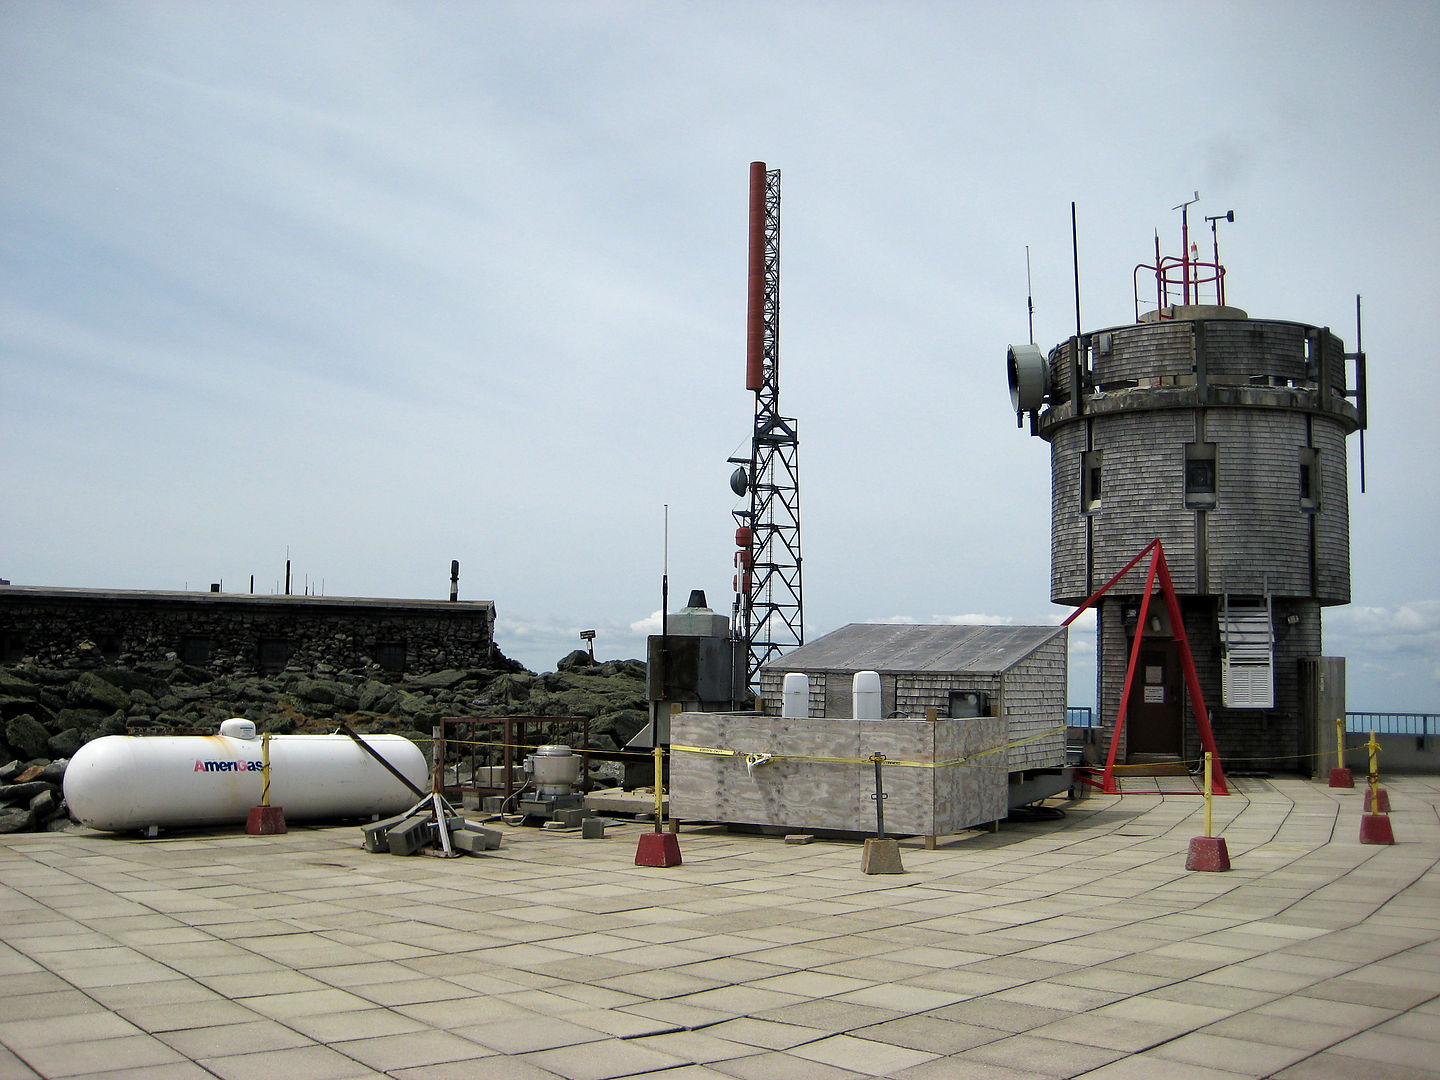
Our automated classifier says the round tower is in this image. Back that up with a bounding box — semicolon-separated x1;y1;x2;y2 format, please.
1008;207;1364;772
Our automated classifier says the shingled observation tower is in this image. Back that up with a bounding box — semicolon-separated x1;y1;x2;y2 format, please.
1006;200;1366;773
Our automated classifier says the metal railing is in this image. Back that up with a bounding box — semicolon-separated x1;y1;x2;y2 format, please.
1346;712;1437;736
1065;708;1434;737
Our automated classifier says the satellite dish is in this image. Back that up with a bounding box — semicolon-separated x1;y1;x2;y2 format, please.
1006;343;1049;414
729;466;749;497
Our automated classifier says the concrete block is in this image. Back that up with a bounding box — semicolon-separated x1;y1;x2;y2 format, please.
861;837;904;875
1359;813;1395;845
635;831;682;866
386;814;433;856
450;827;502;854
552;807;587;829
245;805;287;835
361;812;412;853
581;818;606;839
458;821;502;849
1185;835;1231;872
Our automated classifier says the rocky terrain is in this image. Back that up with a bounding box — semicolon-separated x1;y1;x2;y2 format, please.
0;647;649;832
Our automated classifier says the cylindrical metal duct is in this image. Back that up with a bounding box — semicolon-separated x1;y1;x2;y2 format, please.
526;745;580;797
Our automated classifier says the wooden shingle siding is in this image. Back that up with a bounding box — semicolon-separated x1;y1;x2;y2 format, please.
1001;636;1069;770
1036;314;1357;769
1089;410;1197;591
1205;410;1313;596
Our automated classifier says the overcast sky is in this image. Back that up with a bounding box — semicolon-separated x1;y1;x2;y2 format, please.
3;2;1437;712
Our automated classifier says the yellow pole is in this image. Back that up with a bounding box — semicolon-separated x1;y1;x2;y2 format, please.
1335;717;1346;772
1203;750;1213;838
652;744;664;832
1367;730;1381;810
260;733;271;808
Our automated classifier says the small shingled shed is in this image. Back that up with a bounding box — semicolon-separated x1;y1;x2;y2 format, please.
758;623;1069;773
670;623;1069;841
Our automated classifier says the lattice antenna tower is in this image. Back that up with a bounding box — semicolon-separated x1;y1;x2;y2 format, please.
730;161;803;688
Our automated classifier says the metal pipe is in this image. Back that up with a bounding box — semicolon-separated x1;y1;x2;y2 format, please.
338;722;428;800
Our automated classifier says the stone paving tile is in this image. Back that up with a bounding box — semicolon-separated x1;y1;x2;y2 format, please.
327;1030;501;1071
390;1057;565;1080
0;1011;144;1051
785;1032;940;1076
12;1034;189;1078
1272;1053;1440;1080
851;1014;1005;1054
156;1018;316;1058
959;1032;1128;1077
520;1037;689;1080
708;1050;870;1079
0;986;112;1021
1146;1031;1313;1075
457;1015;613;1055
3;778;1438;1078
284;1007;430;1043
195;1043;387;1080
701;1017;829;1051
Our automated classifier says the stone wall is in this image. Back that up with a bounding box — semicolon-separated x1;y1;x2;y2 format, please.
0;586;496;676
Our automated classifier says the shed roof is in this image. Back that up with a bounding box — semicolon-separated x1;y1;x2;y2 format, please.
763;623;1065;675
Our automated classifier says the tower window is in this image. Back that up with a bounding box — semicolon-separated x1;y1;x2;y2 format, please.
1300;447;1321;512
1185;442;1217;509
1081;450;1102;514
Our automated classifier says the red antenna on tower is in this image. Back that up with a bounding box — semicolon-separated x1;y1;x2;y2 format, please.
728;162;803;689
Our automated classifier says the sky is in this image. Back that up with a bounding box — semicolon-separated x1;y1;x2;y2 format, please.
3;1;1438;712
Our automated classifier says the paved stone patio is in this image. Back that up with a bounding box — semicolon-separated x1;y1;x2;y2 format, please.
1;776;1437;1079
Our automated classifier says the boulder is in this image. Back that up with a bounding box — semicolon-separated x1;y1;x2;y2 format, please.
47;728;83;758
556;650;597;673
0;807;34;833
0;669;41;698
358;681;402;714
1;781;54;806
405;669;471;692
5;714;50;761
70;671;132;713
28;788;59;823
39;760;68;785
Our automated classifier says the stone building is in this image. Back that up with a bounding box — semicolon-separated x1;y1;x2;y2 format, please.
0;585;496;678
1007;217;1363;772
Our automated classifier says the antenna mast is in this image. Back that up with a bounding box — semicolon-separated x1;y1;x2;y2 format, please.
731;161;803;689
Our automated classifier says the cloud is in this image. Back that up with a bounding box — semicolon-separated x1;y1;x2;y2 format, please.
629;610;663;637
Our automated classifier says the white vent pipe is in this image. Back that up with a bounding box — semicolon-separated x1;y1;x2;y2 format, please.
782;673;809;718
853;670;882;720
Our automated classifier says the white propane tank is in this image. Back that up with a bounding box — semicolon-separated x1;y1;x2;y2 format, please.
782;673;809;719
525;745;580;796
63;720;428;833
853;670;883;720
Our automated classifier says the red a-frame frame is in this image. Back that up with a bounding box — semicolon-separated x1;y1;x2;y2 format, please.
1062;539;1228;795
